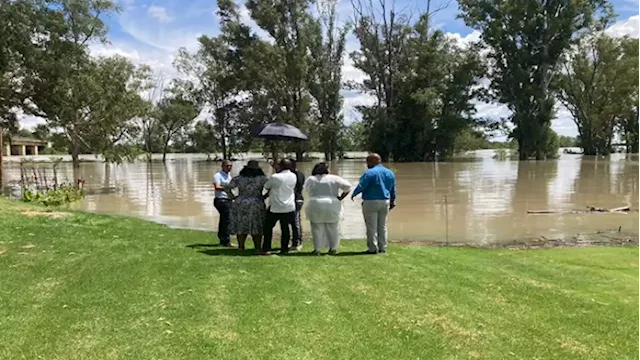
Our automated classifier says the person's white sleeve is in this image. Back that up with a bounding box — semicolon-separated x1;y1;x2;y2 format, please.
264;177;274;190
303;177;313;191
213;173;221;185
338;177;352;192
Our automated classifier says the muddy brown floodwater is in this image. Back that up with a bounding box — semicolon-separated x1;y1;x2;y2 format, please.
3;151;638;245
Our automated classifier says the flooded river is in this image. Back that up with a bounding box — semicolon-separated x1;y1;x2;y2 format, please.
3;151;638;244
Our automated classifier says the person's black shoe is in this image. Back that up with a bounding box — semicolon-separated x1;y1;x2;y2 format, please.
378;250;387;255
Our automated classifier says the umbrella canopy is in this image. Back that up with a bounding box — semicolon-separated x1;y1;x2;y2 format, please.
251;122;308;141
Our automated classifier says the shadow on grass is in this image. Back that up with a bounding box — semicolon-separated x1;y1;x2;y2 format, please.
186;243;222;249
190;246;377;257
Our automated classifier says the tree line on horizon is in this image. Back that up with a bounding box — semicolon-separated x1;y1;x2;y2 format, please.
0;0;637;172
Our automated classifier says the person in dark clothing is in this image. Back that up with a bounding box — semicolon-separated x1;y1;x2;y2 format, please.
287;159;305;250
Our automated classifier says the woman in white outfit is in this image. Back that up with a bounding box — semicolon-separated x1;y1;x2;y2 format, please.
303;162;352;255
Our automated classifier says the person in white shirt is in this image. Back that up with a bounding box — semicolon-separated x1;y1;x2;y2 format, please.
212;160;233;246
303;162;352;255
262;158;297;255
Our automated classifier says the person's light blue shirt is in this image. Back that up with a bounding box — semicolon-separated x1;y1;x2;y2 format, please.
213;171;231;199
352;164;396;202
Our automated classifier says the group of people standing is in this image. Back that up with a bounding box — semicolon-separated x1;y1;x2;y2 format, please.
212;154;396;255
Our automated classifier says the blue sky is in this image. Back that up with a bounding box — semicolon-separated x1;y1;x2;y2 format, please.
22;0;640;138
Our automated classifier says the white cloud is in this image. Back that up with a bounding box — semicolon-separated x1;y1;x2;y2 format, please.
147;5;173;23
119;6;202;52
446;30;482;47
605;15;639;38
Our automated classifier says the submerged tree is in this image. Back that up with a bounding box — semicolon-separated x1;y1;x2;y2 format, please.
155;86;200;163
349;0;485;161
458;0;613;159
246;0;319;161
556;34;638;155
616;38;639;154
309;0;349;161
175;0;258;160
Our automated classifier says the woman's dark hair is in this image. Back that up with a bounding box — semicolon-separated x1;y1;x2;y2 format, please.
311;162;329;176
239;167;265;177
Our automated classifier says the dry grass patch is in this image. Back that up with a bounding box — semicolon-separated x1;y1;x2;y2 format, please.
424;313;484;341
21;210;70;218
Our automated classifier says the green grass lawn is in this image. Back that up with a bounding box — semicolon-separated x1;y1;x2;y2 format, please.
0;197;638;360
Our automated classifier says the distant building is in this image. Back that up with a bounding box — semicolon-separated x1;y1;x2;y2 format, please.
2;136;51;156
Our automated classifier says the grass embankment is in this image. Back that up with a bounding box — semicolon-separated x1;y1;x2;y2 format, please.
0;198;637;360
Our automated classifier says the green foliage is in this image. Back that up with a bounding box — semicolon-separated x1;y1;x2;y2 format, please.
2;0;634;165
556;33;639;155
618;39;640;153
557;135;577;148
544;129;560;159
155;90;200;162
458;0;613;160
190;120;219;159
173;7;258;160
22;185;84;206
351;7;486;161
245;0;320;160
337;121;366;153
308;0;349;160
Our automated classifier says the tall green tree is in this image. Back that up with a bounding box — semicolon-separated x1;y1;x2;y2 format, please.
190;120;219;160
350;1;485;161
137;75;166;160
556;34;638;155
155;88;199;162
619;38;640;153
458;0;613;160
27;0;128;167
309;0;348;161
175;1;257;160
32;55;149;166
246;0;319;161
394;16;485;161
349;0;414;161
0;0;50;187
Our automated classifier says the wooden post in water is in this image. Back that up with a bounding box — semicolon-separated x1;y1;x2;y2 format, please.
444;195;449;245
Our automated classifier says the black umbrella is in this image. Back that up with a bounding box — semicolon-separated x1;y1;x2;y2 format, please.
251;122;307;165
251;122;308;141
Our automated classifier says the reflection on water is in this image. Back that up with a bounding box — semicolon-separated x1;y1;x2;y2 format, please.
3;151;638;244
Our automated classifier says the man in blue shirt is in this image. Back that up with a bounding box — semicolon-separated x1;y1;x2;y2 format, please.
213;160;233;247
351;153;396;254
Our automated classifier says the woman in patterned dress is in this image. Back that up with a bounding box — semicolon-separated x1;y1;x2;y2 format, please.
223;160;268;252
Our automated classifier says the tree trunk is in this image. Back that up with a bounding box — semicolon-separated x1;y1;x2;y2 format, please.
162;141;170;163
221;137;228;161
71;142;81;169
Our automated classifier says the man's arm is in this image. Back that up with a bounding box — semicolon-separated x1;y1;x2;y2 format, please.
222;178;237;199
337;177;352;201
389;172;396;209
264;176;275;191
213;173;224;191
351;172;370;199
